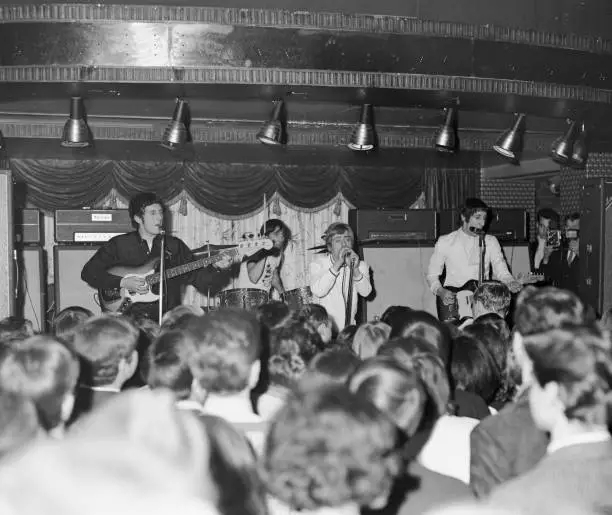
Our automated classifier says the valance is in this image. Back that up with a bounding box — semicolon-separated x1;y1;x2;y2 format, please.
10;155;480;215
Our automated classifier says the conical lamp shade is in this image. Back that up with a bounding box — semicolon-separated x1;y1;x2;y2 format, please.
570;122;588;169
493;113;526;162
550;120;579;165
61;97;92;148
348;104;376;151
161;99;190;150
257;101;287;145
435;107;459;153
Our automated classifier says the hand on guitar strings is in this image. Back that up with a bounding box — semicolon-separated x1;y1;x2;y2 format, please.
213;253;234;270
120;276;149;294
436;287;456;305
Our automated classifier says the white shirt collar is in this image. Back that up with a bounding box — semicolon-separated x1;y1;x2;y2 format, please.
176;399;205;413
82;385;121;393
547;429;611;454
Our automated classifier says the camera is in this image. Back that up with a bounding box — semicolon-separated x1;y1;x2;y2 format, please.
546;229;562;249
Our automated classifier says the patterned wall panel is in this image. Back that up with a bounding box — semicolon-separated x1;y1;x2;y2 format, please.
0;170;13;318
560;166;586;216
481;177;536;240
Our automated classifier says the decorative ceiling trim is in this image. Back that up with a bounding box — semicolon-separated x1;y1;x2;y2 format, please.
1;4;610;55
2;66;611;105
0;115;558;152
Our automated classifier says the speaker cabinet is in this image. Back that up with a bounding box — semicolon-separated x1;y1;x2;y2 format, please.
0;170;13;318
15;247;47;332
439;208;529;241
580;178;612;315
349;209;438;243
361;246;437;322
54;245;103;316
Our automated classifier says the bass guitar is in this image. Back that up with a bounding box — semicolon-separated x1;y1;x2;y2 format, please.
98;238;273;313
436;273;544;323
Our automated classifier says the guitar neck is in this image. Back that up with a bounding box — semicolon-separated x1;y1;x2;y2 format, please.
147;247;238;286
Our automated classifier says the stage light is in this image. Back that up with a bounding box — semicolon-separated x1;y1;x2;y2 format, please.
493;113;526;163
257;100;287;145
434;107;459;154
348;104;376;151
60;97;92;148
160;98;190;150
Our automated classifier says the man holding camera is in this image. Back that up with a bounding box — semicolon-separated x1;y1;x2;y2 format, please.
530;209;581;297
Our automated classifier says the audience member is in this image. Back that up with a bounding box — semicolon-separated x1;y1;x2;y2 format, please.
51;306;93;343
348;356;472;515
263;382;400;515
333;324;358;351
0;316;35;348
185;308;266;452
197;414;268;515
69;314;140;421
125;314;161;388
296;303;333;345
488;325;612;514
0;392;40;461
352;321;391;359
451;333;501;407
301;348;361;386
147;330;193;401
469;286;585;497
160;305;203;332
471;282;512;320
0;335;79;437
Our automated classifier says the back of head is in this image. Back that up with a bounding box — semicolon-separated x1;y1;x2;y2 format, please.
302;349;362;386
523;325;612;426
514;287;585;336
70;315;139;387
348;356;426;437
161;305;204;332
334;324;358;350
186;308;261;394
0;392;40;460
388;310;452;368
473;282;512;318
198;414;267;515
52;306;94;342
451;333;501;405
380;305;413;331
464;320;510;373
296;303;329;327
255;301;292;332
0;316;35;348
147;330;193;400
352;322;391;359
0;335;79;431
264;382;399;511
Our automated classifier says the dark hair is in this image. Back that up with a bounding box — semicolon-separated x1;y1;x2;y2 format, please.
460;198;489;223
70;315;139;387
0;316;35;347
199;414;269;515
0;336;80;431
255;301;292;332
524;325;612;426
186;309;261;394
0;392;40;460
380;306;413;331
564;212;581;224
348;356;426;437
537;208;560;225
260;219;291;250
473;282;512;317
451;333;501;405
128;192;165;228
52;306;94;342
467;316;511;372
147;331;193;400
514;286;585;336
263;383;400;510
296;303;330;327
334;324;358;350
160;306;202;332
303;349;362;385
386;310;452;369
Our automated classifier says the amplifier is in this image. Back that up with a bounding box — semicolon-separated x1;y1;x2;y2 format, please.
439;208;529;241
14;209;42;245
348;209;438;243
55;209;133;243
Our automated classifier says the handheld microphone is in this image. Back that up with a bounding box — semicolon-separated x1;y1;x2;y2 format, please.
469;226;484;234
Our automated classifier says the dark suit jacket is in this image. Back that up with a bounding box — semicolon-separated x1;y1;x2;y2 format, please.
469;390;549;498
454;389;490;421
529;241;582;298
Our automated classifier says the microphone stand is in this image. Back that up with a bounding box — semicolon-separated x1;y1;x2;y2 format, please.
344;258;355;328
158;230;166;325
478;232;485;284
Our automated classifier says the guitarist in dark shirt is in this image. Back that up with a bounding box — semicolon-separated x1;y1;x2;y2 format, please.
81;192;232;320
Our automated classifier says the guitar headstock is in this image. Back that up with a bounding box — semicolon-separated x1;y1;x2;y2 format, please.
517;272;545;284
238;238;274;256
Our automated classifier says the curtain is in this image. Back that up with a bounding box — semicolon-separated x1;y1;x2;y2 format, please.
424;167;481;211
11;159;425;214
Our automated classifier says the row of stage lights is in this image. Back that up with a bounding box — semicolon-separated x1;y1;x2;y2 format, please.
0;97;588;169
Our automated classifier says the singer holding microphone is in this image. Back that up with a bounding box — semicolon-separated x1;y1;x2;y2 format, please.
427;198;521;323
81;192;232;321
309;222;372;332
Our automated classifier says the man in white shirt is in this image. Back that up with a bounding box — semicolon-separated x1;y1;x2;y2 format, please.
310;222;372;331
427;198;521;322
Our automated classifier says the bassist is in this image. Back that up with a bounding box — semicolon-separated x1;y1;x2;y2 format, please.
426;198;521;323
81;192;232;320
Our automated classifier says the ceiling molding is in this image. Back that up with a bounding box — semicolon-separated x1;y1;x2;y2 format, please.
1;4;610;55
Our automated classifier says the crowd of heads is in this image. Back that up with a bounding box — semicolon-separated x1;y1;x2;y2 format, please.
0;279;611;515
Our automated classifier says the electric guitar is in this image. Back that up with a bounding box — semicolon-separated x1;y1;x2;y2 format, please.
435;272;544;323
97;238;273;313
